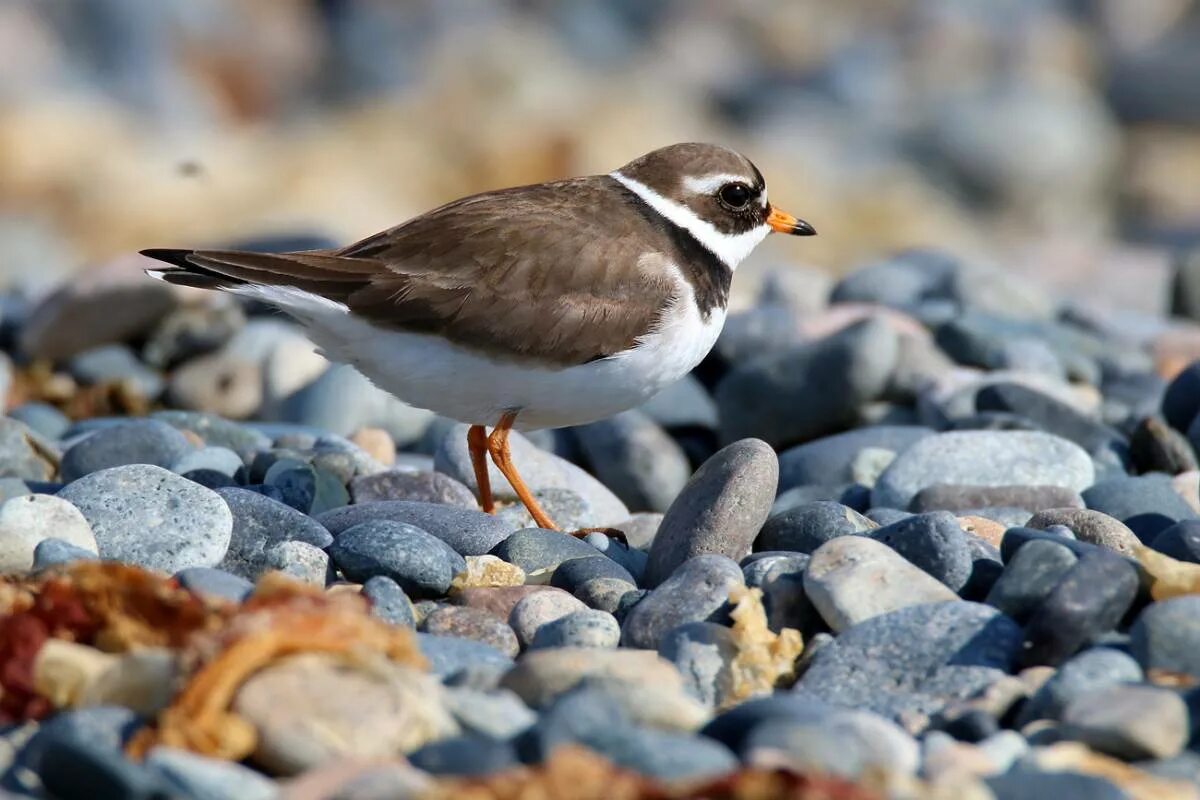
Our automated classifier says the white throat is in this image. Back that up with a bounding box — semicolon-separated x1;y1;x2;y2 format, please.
610;171;770;270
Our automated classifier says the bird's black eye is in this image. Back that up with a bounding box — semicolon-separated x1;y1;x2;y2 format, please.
718;182;754;210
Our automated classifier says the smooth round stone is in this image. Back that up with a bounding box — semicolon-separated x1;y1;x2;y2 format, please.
435;424;629;526
214;487;332;580
1062;685;1188;761
170;446;244;480
442;686;537;741
700;694;836;755
804;536;957;632
1162;360;1200;432
1149;520;1200;562
530;609;620;650
829;249;961;310
1018;552;1140;668
1082;475;1198;542
318;501;512;556
866;511;973;591
1025;508;1140;557
999;526;1104;562
263;461;316;513
265;540;329;586
777;427;935;492
984;539;1077;623
418;633;513;680
591;728;737;782
573;410;691;513
362;575;415;628
1131;595;1200;678
349;469;477;508
168;351;263;419
500;648;685;709
609;512;662;551
581;533;647;583
9;402;70;440
621;555;744;649
798;602;1023;729
755;501;876;554
59;464;232;573
742;552;810;587
423;606;519;657
743;709;919;778
911;484;1084;514
33;537;99;569
1130;415;1198;474
329;520;465;597
715;317;899;448
60;420;193;483
657;622;736;708
974;382;1124;455
872;431;1094;511
152;411;271;462
68;344;164;399
451;585;558;618
508;589;588;648
409;736;518;777
548;555;638;613
0;494;96;573
490;528;601;582
1018;647;1144;728
175;567;254;602
146;747;277;800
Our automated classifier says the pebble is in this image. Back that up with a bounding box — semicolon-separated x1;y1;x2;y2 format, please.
657;622;737;707
1130;595;1200;678
68;344;164;399
621;555;744;649
529;609;620;649
1082;474;1198;541
59;464;233;573
742;551;810;587
1061;684;1188;760
1129;415;1198;474
281;364;435;445
0;418;58;482
417;633;514;680
35;737;170;800
798;602;1023;729
581;533;647;583
232;654;456;775
145;746;280;800
985;771;1127;800
362;575;416;627
140;301;244;370
872;430;1094;510
573;410;692;513
644;439;777;586
490;528;601;582
442;686;537;740
60;420;193;483
500;647;686;708
451;585;557;618
435;424;629;526
0;493;96;573
328;520;466;597
985;539;1078;622
910;484;1084;514
714;317;899;448
777;426;934;491
1018;647;1144;727
974;381;1125;457
348;469;477;507
508;589;589;648
153;411;272;462
171;446;245;479
999;526;1104;562
548;554;638;613
317;501;512;556
175;566;254;602
1025;508;1140;556
264;540;329;586
422;606;519;657
9;402;71;440
1018;552;1140;668
743;709;919;778
32;537;100;569
609;512;662;551
215;487;333;580
867;510;974;591
803;536;958;632
754;500;876;554
18;706;141;777
1148;519;1200;562
408;736;518;777
348;427;395;466
493;488;593;531
1162;360;1200;431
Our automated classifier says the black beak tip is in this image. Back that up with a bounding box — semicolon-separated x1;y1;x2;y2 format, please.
793;219;816;236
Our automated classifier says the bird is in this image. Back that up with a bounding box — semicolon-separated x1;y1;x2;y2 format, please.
141;142;815;536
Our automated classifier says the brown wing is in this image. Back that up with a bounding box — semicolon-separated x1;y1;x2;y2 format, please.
142;177;678;366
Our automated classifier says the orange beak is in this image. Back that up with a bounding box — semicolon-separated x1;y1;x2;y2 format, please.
767;206;816;236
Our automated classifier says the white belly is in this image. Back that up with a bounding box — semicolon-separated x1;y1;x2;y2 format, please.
236;284;724;430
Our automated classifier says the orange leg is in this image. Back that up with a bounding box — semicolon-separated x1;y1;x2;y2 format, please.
487;411;559;530
467;424;494;513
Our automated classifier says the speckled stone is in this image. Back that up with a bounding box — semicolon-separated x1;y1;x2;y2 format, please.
423;606;519;657
622;555;744;649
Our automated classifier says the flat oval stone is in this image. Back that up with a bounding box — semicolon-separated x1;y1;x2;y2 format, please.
644;439;778;587
423;606;519;657
215;487;332;580
804;536;957;632
59;464;232;573
329;520;465;597
755;501;876;554
490;528;601;582
349;469;477;508
0;494;96;573
911;484;1084;514
60;420;193;483
621;555;744;649
317;501;512;556
872;431;1094;511
1130;595;1200;678
1025;508;1139;557
1018;552;1139;668
866;511;973;591
1082;475;1198;542
548;555;638;612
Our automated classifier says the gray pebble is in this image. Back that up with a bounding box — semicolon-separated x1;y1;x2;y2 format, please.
657;622;736;707
265;540;329;586
1017;647;1145;726
349;469;477;507
530;609;620;649
490;528;600;581
329;520;465;597
175;567;254;602
867;510;973;591
1061;684;1188;760
622;554;744;649
317;500;512;556
755;501;876;554
1131;595;1200;678
509;589;588;648
423;606;520;657
60;420;192;483
362;575;415;628
985;538;1078;622
215;487;332;580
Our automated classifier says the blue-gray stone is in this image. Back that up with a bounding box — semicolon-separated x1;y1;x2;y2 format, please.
867;511;973;591
1162;360;1200;432
329;520;465;597
986;770;1126;800
33;537;99;569
621;554;743;649
700;694;835;754
491;528;601;580
317;501;512;556
362;575;415;627
19;706;141;775
215;487;332;581
145;747;278;800
36;738;169;800
60;420;192;483
349;469;477;507
68;345;164;399
529;609;620;650
417;633;513;680
409;736;518;777
1017;647;1144;726
777;426;934;491
742;552;810;588
985;539;1078;622
1131;595;1200;678
581;532;647;583
1151;520;1200;563
755;501;875;554
175;567;254;603
171;447;244;479
658;622;736;707
548;554;638;613
8;402;70;440
1083;475;1198;542
573;410;691;513
152;411;271;462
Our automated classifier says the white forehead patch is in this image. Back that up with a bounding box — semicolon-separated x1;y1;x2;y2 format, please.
612;171;770;270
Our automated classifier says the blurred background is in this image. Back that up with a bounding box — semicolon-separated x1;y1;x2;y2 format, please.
1;0;1199;307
